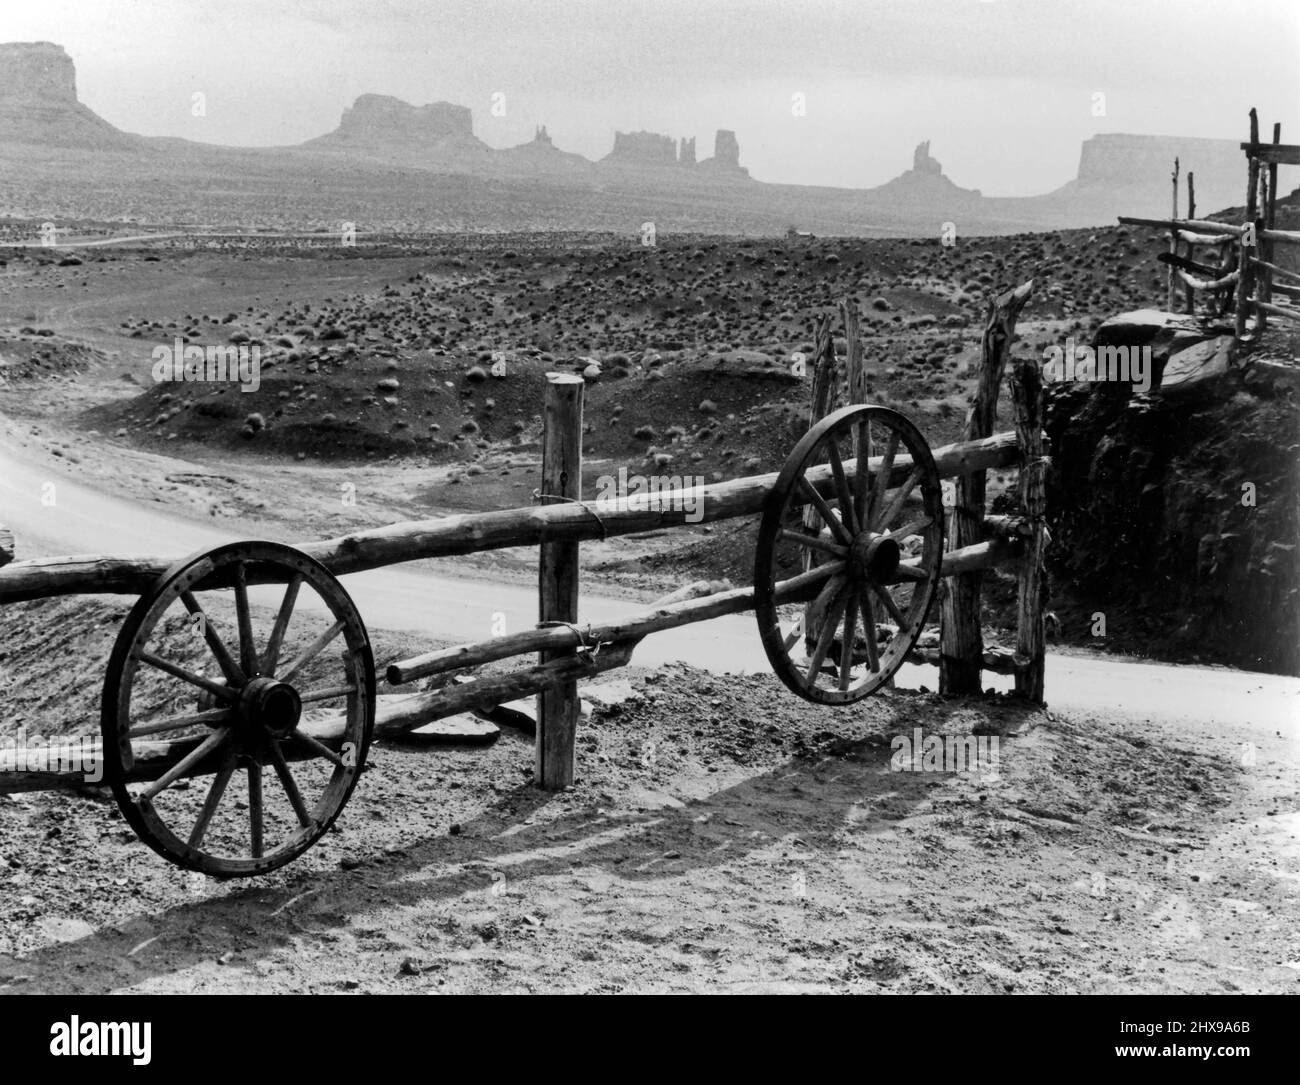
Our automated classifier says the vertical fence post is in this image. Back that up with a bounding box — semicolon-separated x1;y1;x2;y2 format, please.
1167;157;1180;312
939;279;1033;696
1184;172;1196;315
536;372;584;789
802;315;838;647
1261;121;1281;316
1235;109;1260;341
1010;358;1046;703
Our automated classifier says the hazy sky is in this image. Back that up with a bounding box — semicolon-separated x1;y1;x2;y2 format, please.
5;0;1298;194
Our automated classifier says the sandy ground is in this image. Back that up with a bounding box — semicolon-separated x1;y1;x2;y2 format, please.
0;664;1296;994
1;239;1296;994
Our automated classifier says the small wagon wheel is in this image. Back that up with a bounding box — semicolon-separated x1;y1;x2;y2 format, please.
101;541;375;876
754;404;943;704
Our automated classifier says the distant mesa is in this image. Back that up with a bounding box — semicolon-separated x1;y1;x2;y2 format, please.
304;93;488;161
0;41;138;150
603;130;679;168
5;40;1293;233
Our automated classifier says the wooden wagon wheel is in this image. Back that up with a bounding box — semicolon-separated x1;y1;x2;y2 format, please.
101;541;375;877
754;404;943;704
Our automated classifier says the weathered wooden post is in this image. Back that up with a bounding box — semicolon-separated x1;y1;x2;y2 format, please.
1167;157;1180;312
939;279;1033;695
1261;122;1281;315
1184;172;1196;315
1235;109;1261;340
1010;357;1046;703
802;315;838;646
536;372;585;789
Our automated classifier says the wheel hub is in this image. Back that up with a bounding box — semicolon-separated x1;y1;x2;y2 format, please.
238;677;302;740
849;531;900;583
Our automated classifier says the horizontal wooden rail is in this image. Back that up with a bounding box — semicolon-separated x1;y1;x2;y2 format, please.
1177;230;1236;247
2;538;1020;794
1248;255;1300;284
1251;299;1300;323
1240;142;1300;166
1118;216;1243;236
0;432;1021;604
1260;228;1300;247
1175;266;1239;292
387;535;1018;685
907;644;1025;675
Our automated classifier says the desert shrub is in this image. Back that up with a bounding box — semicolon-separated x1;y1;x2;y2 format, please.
466;366;488;382
244;412;265;432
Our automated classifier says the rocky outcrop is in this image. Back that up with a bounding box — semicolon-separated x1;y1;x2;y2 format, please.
495;123;591;176
1045;342;1299;675
0;41;137;149
864;140;981;204
697;129;748;176
306;94;488;161
678;136;695;167
603;130;678;168
912;139;942;175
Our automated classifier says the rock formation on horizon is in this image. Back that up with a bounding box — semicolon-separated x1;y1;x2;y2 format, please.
912;139;942;175
866;139;980;202
679;135;696;166
0;41;138;149
696;129;748;177
603;129;678;168
305;93;488;161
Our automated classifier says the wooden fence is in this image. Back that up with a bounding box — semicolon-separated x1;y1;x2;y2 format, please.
1119;109;1300;340
0;287;1047;795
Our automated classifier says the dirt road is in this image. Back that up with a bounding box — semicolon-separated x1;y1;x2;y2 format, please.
2;428;1296;737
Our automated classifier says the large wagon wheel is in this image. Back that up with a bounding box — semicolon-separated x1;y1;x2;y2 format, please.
101;541;375;876
754;404;943;703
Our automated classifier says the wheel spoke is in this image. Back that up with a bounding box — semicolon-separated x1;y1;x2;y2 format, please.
824;439;859;534
870;582;908;627
772;560;845;604
140;727;230;801
886;515;933;541
180;592;244;685
233;561;257;677
838;595;858;691
868;430;902;530
187;750;237;849
136;651;238;701
248;763;264;859
804;588;850;687
778;527;846;559
796;476;853;545
893;562;929;581
129;707;231;738
852;419;872;527
278;619;346;684
298;683;357;705
267;742;313;828
876;465;922;533
289;730;348;769
262;573;304;675
858;589;881;671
